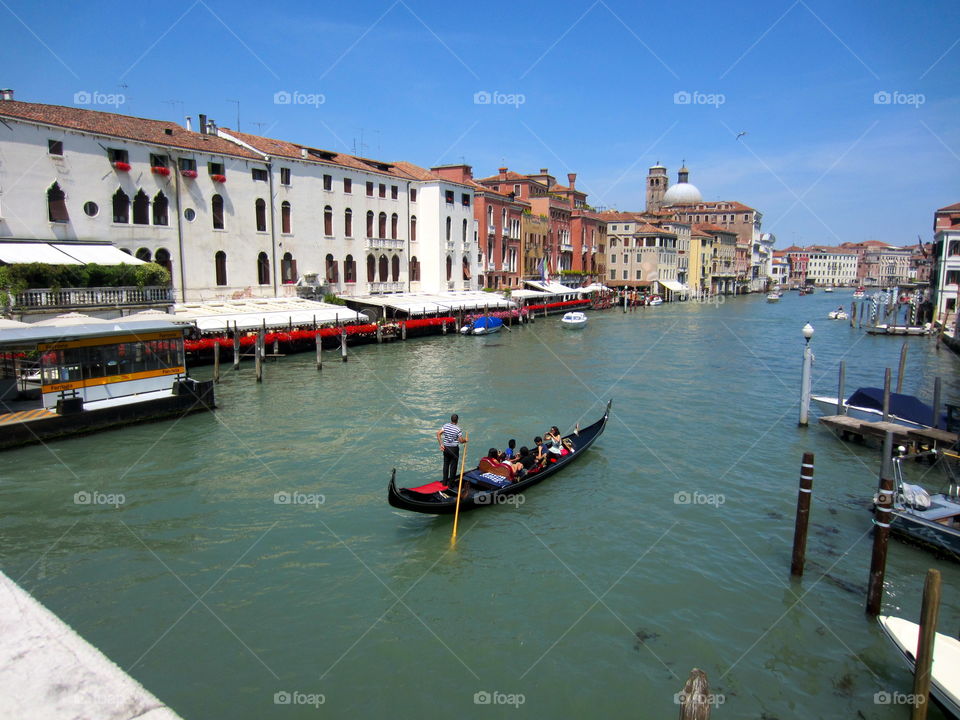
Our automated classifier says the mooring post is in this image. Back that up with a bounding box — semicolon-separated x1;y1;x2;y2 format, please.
859;300;866;328
791;452;815;577
881;429;894;484
232;322;240;371
442;320;447;335
896;342;908;394
882;368;892;422
340;329;348;362
213;341;221;384
799;326;814;426
677;668;712;720
836;361;845;415
376;323;382;344
255;331;263;383
315;331;322;372
932;377;941;428
850;302;856;328
401;322;407;340
910;568;942;720
866;471;894;615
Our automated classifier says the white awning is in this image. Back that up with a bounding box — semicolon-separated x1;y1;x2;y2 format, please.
660;280;686;292
0;242;82;265
53;243;146;265
348;291;515;315
173;298;362;332
509;289;552;300
0;241;146;266
523;281;584;295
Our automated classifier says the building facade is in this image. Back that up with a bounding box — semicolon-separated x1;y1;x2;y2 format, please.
931;202;960;321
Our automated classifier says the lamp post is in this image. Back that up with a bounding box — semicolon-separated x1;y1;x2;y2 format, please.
799;322;815;426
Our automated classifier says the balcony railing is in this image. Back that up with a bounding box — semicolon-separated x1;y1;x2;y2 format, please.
368;281;404;293
13;286;174;310
561;243;573;253
446;240;455;251
366;237;404;250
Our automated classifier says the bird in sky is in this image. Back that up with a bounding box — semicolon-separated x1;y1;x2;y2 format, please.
736;131;747;140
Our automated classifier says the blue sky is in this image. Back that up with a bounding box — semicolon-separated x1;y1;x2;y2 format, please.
2;0;958;248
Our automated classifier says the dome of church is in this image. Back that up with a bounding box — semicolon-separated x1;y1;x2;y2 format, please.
662;182;702;205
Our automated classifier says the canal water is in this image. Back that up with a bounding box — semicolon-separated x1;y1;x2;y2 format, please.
2;290;959;719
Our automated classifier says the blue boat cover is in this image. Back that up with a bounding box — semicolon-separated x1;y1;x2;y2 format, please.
472;316;503;330
847;387;943;428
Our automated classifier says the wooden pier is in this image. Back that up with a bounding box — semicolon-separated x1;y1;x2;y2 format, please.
819;415;957;449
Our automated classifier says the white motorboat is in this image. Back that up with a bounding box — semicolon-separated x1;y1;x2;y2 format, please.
560;311;587;328
766;293;781;303
823;286;834;293
828;309;848;320
853;286;866;299
647;295;663;306
878;615;960;719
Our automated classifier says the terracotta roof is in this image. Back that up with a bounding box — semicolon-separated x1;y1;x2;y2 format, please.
693;222;735;235
937;202;960;212
476;170;531;183
0;100;262;159
676;200;755;212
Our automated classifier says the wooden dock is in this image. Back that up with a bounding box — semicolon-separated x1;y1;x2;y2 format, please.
819;415;958;449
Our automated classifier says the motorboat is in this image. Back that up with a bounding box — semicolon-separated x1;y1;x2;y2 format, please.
823;286;834;293
560;311;588;328
766;293;781;303
459;316;503;335
828;309;848;320
647;295;663;306
853;287;866;299
878;616;960;718
811;386;944;429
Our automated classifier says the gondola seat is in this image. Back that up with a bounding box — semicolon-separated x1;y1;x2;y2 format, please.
464;469;513;490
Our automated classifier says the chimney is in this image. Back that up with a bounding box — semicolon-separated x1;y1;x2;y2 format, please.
198;114;207;134
567;173;576;189
207;118;216;133
0;89;12;101
301;148;307;159
540;168;548;174
498;167;508;180
185;116;192;132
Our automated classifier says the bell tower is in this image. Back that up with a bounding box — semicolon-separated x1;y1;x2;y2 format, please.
646;162;668;212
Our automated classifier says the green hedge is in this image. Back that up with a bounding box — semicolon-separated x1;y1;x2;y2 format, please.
0;262;171;295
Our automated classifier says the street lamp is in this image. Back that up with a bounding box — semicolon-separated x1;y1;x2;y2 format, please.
802;322;814;343
799;322;815;425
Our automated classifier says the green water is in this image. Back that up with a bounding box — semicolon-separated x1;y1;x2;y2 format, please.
2;292;959;719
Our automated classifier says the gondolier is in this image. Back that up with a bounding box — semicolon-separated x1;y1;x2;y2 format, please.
437;413;466;485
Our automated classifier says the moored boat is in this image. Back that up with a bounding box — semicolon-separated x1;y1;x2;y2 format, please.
460;316;503;335
647;295;663;306
388;401;611;514
878;615;960;718
560;311;588;328
853;286;866;299
766;292;781;303
827;309;848;320
811;386;944;429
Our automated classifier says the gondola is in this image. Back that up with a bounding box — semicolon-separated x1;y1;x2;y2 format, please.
388;400;611;514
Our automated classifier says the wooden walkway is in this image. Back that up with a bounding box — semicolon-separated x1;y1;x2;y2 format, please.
0;407;57;427
819;414;958;448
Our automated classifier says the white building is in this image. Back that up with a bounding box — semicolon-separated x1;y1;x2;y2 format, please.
0;95;476;302
932;202;960;321
804;246;858;286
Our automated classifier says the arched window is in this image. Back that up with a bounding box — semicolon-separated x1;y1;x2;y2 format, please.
212;194;224;230
487;206;493;226
345;254;356;283
366;211;374;238
47;182;68;223
325;253;338;283
133;190;150;225
391;213;398;239
112;188;129;224
410;215;417;242
409;256;420;282
135;247;152;262
257;252;270;285
445;216;451;241
215;251;227;286
391;255;400;281
378;212;386;239
446;255;452;281
366;254;376;282
281;201;291;234
281;252;297;283
378;254;388;281
324;205;333;236
255;199;266;232
153;191;168;226
344;208;353;237
155;248;172;275
462;256;471;280
462;218;468;242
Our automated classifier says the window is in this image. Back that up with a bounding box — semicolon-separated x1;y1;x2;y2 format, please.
112;188;130;223
184;208;196;221
636;270;642;280
366;255;376;282
366;211;374;237
280;167;291;185
324;206;333;236
462;218;467;242
107;148;128;164
410;188;417;202
47;182;68;222
611;254;616;264
391;185;398;200
513;184;520;195
255;199;267;232
83;201;98;217
257;252;270;285
445;216;451;241
391;255;400;281
344;178;352;193
461;193;470;207
366;181;374;197
150;154;168;168
251;168;268;182
378;183;386;198
409;256;420;281
281;252;297;283
622;270;627;280
281;201;291;234
446;255;452;281
208;161;224;176
133;190;150;225
215;251;227;286
155;248;172;275
48;139;63;155
136;247;152;262
610;270;615;280
378;254;388;281
410;215;417;241
179;158;196;172
153;191;169;226
344;209;353;237
212;194;224;229
345;254;356;283
378;212;387;238
391;213;398;240
326;253;338;283
445;190;454;204
321;174;332;191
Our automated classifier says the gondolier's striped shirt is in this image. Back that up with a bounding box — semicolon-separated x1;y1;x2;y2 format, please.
441;423;462;447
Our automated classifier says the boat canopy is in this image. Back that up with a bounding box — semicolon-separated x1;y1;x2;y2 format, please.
847;387;942;429
472;316;503;330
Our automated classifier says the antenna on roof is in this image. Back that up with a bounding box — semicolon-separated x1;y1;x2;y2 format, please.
252;121;268;134
227;99;240;131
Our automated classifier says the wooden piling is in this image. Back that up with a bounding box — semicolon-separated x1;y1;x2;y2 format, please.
213;341;221;384
442;320;447;335
896;342;908;394
232;322;241;370
376;324;382;343
882;368;892;422
850;302;856;328
932;377;941;428
401;322;407;340
677;668;712;720
255;331;263;383
790;452;815;577
836;362;845;415
315;331;322;371
910;568;942;720
340;329;348;362
866;472;894;615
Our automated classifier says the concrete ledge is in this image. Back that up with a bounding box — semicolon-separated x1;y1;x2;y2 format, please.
0;570;184;720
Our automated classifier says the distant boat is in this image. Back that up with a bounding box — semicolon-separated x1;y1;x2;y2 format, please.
853;286;866;299
823;286;834;293
460;316;503;335
878;615;960;718
766;293;781;303
560;311;588;328
647;295;663;306
866;324;932;336
811;386;944;429
828;309;848;320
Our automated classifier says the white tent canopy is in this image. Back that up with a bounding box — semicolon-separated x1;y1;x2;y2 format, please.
173;298;363;333
0;241;146;266
660;280;686;293
523;280;586;296
349;291;516;315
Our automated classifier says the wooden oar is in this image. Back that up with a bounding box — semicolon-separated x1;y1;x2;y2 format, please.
451;434;469;544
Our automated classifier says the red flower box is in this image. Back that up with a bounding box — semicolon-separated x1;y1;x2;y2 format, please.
180;169;198;179
151;166;170;176
112;161;131;172
211;173;227;183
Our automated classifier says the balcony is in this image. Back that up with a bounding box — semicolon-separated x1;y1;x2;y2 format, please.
488;223;496;234
561;243;573;253
446;240;455;252
366;237;404;250
368;281;404;293
13;286;174;310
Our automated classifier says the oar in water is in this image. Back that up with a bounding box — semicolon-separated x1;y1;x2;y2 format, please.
451;434;469;544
